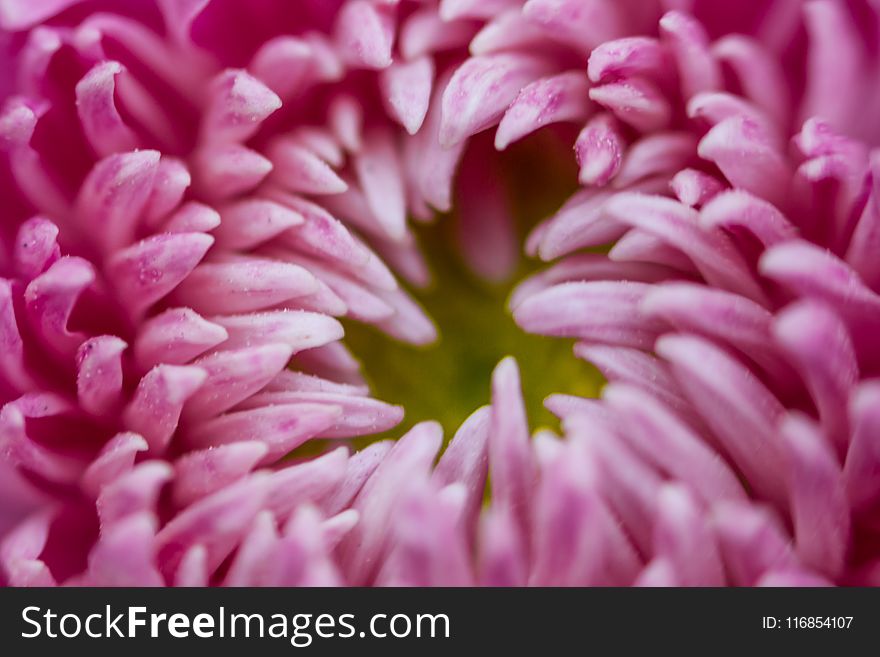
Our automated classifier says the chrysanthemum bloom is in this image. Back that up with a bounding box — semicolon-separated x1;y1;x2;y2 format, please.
0;0;448;586
404;0;880;586
2;0;880;587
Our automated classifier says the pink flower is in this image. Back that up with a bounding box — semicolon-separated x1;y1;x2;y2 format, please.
0;0;432;586
2;0;880;588
428;0;880;586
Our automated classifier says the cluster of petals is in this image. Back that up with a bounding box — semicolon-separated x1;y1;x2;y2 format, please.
0;0;441;586
2;0;880;587
451;0;880;586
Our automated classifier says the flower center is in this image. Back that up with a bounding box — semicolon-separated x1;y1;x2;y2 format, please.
344;135;605;442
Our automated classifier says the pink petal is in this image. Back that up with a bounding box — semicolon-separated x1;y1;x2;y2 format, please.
155;473;270;580
780;413;849;578
657;334;787;505
687;91;773;130
635;559;679;587
0;98;68;219
0;279;37;393
24;256;95;357
711;35;789;126
134;308;228;370
610;229;701;274
441;0;520;21
142;157;191;227
76;150;160;252
339;422;443;585
653;484;725;586
75;61;139;156
469;9;548;56
514;280;665;349
575;343;691;421
276;195;397;291
276;254;393;322
757;570;834;587
614;132;697;187
588;78;671;133
522;0;623;53
380;56;434;135
373;287;438;346
801;0;865;136
107;232;214;317
495;71;591;150
173;442;269;507
200;69;281;144
85;512;164;587
846;151;880;289
440;53;551;148
182;344;293;421
266;137;348;195
323;440;394;515
354;128;407;241
263;369;368;397
192;144;273;199
400;8;476;59
379;481;474;586
264;447;348;521
588;37;668;84
510;251;673;310
124;365;207;453
174;257;319;315
328;95;363;153
249;36;317;100
844;381;880;513
697;115;791;206
334;0;394;70
266;506;344;586
1;395;83;484
604;193;768;304
174;544;209;587
699;190;797;248
658;10;721;99
531;440;639;586
97;461;173;527
669;168;724;207
760;240;880;366
774;301;859;453
13;216;60;280
575;113;625;186
489;358;535;543
242;389;404;439
478;506;527;586
81;432;148;498
0;511;56;587
163;202;220;234
566;412;661;554
213;199;304;250
603;384;746;505
186;403;341;462
213;310;342;353
0;0;80;30
455;140;518;282
714;502;797;586
641;282;785;383
76;335;127;416
433;406;491;536
224;510;279;586
286;127;344;167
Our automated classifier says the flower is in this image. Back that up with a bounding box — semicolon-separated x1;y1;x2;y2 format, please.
0;0;435;585
2;0;880;588
425;0;880;585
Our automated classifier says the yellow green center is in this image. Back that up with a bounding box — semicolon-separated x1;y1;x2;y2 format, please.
344;134;605;443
